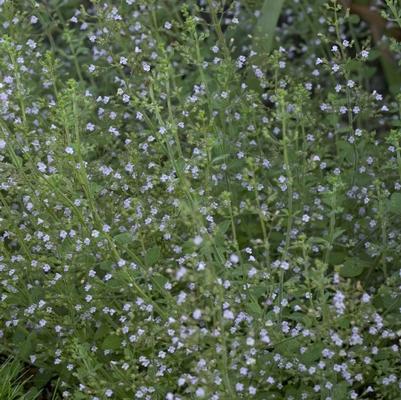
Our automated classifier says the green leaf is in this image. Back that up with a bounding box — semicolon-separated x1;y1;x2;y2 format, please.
217;220;231;235
90;182;102;195
374;292;401;312
285;386;301;397
275;337;301;357
249;285;268;300
75;253;96;265
253;0;285;55
33;368;55;388
145;245;161;266
12;327;27;344
348;14;360;24
328;251;347;265
152;274;169;293
361;65;377;79
73;393;89;400
338;317;350;329
299;343;324;365
333;228;346;241
94;324;110;341
247;0;284;89
99;260;113;271
101;335;121;351
246;300;262;317
380;54;401;95
114;232;132;245
20;335;34;360
338;259;365;278
333;382;348;400
212;154;229;164
337;140;355;163
388;192;401;214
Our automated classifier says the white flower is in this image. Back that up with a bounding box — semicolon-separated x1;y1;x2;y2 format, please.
193;309;202;320
249;386;257;395
302;214;310;223
65;146;74;154
333;291;346;314
193;235;203;246
361;293;371;303
280;261;289;270
223;309;234;320
37;162;47;173
86;122;95;131
26;39;36;49
0;139;5;149
236;383;244;392
246;337;255;346
229;254;239;264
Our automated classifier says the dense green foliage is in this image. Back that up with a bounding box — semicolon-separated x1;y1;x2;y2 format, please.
1;0;401;398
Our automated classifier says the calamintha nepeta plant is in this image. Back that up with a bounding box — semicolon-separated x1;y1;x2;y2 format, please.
0;0;401;399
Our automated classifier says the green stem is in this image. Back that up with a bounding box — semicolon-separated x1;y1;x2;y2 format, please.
324;197;336;266
207;0;231;60
279;94;293;322
375;181;388;279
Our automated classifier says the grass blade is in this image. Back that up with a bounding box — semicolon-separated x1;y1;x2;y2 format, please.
253;0;285;55
247;0;285;89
